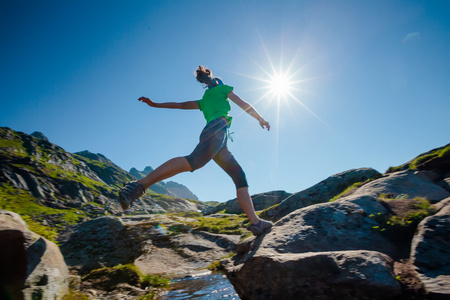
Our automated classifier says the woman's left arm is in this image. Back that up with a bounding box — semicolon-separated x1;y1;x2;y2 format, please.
228;91;270;131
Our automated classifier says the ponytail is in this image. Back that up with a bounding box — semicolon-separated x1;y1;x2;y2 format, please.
196;65;217;87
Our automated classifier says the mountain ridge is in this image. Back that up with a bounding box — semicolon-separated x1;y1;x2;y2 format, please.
0;127;214;237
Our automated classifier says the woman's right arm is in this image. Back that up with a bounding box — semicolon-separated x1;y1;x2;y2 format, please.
138;97;199;110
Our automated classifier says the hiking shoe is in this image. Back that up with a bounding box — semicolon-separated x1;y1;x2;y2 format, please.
119;181;145;210
249;219;273;236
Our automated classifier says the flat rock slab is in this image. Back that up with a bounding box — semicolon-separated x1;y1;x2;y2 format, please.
60;215;240;276
135;231;240;276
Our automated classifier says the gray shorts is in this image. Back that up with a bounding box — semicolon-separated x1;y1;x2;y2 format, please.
185;117;248;189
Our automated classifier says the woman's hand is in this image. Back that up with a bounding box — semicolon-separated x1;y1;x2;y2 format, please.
259;118;270;131
138;97;156;107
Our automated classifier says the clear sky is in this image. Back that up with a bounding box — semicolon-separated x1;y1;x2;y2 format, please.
1;0;449;202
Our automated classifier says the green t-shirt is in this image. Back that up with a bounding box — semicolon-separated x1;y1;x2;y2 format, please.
196;84;234;125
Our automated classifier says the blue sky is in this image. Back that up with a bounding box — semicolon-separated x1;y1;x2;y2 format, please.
1;0;449;202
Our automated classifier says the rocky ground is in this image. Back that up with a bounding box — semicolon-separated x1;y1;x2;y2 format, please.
1;127;449;299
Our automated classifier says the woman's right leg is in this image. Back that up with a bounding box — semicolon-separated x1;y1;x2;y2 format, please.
119;156;192;210
137;157;192;190
139;119;228;190
120;118;227;210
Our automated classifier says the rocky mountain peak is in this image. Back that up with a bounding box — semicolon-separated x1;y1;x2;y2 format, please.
30;131;49;142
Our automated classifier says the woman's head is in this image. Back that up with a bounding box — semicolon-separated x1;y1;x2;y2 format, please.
195;65;221;87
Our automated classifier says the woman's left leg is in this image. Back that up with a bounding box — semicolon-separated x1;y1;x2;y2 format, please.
236;187;260;224
213;145;273;235
213;146;259;224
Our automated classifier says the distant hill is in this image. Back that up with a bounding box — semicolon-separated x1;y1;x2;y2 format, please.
129;166;154;179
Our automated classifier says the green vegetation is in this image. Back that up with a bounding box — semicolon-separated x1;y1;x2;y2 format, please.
370;197;435;240
0;183;87;243
141;273;170;288
172;211;203;218
62;290;90;300
21;215;58;242
409;145;450;169
0;130;28;158
257;203;278;220
137;294;157;300
42;162;110;194
84;263;170;288
194;214;250;236
163;212;252;239
386;165;402;173
379;193;409;200
150;193;178;201
329;179;375;202
387;144;450;172
206;253;235;271
73;154;108;169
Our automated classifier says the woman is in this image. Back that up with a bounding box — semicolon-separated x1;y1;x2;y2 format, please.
119;66;272;235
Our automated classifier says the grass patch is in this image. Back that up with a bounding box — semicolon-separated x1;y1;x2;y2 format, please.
62;290;90;300
164;212;251;238
83;264;170;289
206;253;235;271
329;182;361;202
386;166;402;173
193;214;250;236
171;211;203;218
257;203;279;220
379;193;409;200
141;274;170;288
329;179;375;202
0;183;87;242
387;144;450;172
137;294;158;300
21;215;58;243
370;197;435;241
42;162;109;193
409;145;450;169
0;131;28;158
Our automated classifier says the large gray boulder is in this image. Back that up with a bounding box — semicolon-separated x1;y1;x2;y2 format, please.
59;217;143;274
411;197;450;298
263;168;381;221
0;210;69;299
223;195;401;299
353;170;450;202
223;250;400;300
236;195;396;257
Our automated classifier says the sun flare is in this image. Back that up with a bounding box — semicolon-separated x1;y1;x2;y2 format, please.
267;72;294;98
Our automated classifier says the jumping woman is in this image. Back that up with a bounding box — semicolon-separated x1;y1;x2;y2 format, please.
119;66;273;235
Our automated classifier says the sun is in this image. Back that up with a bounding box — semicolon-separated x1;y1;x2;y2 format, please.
267;72;295;98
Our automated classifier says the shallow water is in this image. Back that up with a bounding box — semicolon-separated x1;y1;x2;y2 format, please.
160;272;240;300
